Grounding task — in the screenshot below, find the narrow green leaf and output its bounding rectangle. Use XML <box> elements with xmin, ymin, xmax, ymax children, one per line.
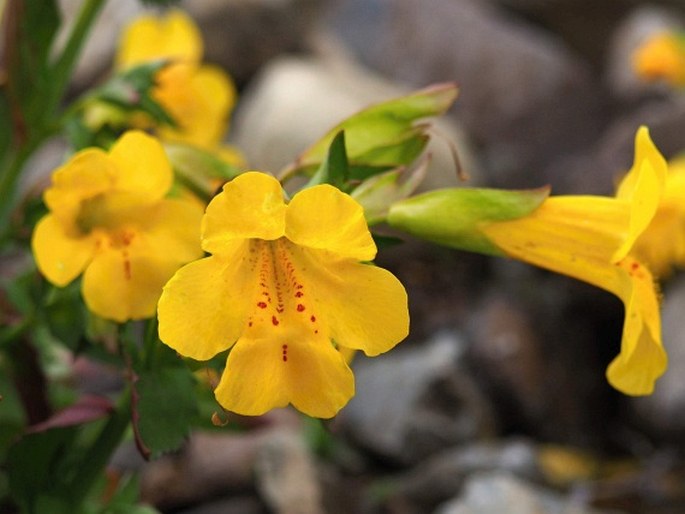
<box><xmin>387</xmin><ymin>187</ymin><xmax>550</xmax><ymax>255</ymax></box>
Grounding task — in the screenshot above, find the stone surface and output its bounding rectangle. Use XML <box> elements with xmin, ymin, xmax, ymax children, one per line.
<box><xmin>254</xmin><ymin>428</ymin><xmax>324</xmax><ymax>514</ymax></box>
<box><xmin>338</xmin><ymin>333</ymin><xmax>497</xmax><ymax>465</ymax></box>
<box><xmin>230</xmin><ymin>53</ymin><xmax>480</xmax><ymax>190</ymax></box>
<box><xmin>324</xmin><ymin>0</ymin><xmax>603</xmax><ymax>189</ymax></box>
<box><xmin>435</xmin><ymin>471</ymin><xmax>623</xmax><ymax>514</ymax></box>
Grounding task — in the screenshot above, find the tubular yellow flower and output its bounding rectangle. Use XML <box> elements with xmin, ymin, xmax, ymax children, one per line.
<box><xmin>628</xmin><ymin>155</ymin><xmax>685</xmax><ymax>277</ymax></box>
<box><xmin>482</xmin><ymin>127</ymin><xmax>668</xmax><ymax>395</ymax></box>
<box><xmin>632</xmin><ymin>32</ymin><xmax>685</xmax><ymax>87</ymax></box>
<box><xmin>157</xmin><ymin>172</ymin><xmax>409</xmax><ymax>418</ymax></box>
<box><xmin>116</xmin><ymin>9</ymin><xmax>236</xmax><ymax>149</ymax></box>
<box><xmin>31</xmin><ymin>131</ymin><xmax>204</xmax><ymax>322</ymax></box>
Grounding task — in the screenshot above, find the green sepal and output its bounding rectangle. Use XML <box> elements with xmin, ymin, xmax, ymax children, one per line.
<box><xmin>165</xmin><ymin>142</ymin><xmax>242</xmax><ymax>201</ymax></box>
<box><xmin>306</xmin><ymin>131</ymin><xmax>349</xmax><ymax>189</ymax></box>
<box><xmin>280</xmin><ymin>83</ymin><xmax>458</xmax><ymax>181</ymax></box>
<box><xmin>387</xmin><ymin>186</ymin><xmax>550</xmax><ymax>255</ymax></box>
<box><xmin>351</xmin><ymin>155</ymin><xmax>429</xmax><ymax>225</ymax></box>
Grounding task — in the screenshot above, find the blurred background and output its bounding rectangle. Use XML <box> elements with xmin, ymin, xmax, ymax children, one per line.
<box><xmin>50</xmin><ymin>0</ymin><xmax>685</xmax><ymax>512</ymax></box>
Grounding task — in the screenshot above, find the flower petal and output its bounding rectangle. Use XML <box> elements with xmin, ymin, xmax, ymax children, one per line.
<box><xmin>82</xmin><ymin>233</ymin><xmax>184</xmax><ymax>322</ymax></box>
<box><xmin>142</xmin><ymin>199</ymin><xmax>204</xmax><ymax>263</ymax></box>
<box><xmin>158</xmin><ymin>250</ymin><xmax>255</xmax><ymax>360</ymax></box>
<box><xmin>32</xmin><ymin>215</ymin><xmax>96</xmax><ymax>286</ymax></box>
<box><xmin>202</xmin><ymin>172</ymin><xmax>286</xmax><ymax>254</ymax></box>
<box><xmin>116</xmin><ymin>9</ymin><xmax>202</xmax><ymax>69</ymax></box>
<box><xmin>295</xmin><ymin>246</ymin><xmax>409</xmax><ymax>356</ymax></box>
<box><xmin>613</xmin><ymin>126</ymin><xmax>667</xmax><ymax>262</ymax></box>
<box><xmin>286</xmin><ymin>184</ymin><xmax>377</xmax><ymax>261</ymax></box>
<box><xmin>605</xmin><ymin>257</ymin><xmax>667</xmax><ymax>395</ymax></box>
<box><xmin>108</xmin><ymin>131</ymin><xmax>173</xmax><ymax>201</ymax></box>
<box><xmin>215</xmin><ymin>332</ymin><xmax>355</xmax><ymax>418</ymax></box>
<box><xmin>44</xmin><ymin>149</ymin><xmax>116</xmax><ymax>225</ymax></box>
<box><xmin>483</xmin><ymin>196</ymin><xmax>631</xmax><ymax>292</ymax></box>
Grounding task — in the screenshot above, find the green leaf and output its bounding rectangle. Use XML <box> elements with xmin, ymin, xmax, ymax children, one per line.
<box><xmin>387</xmin><ymin>186</ymin><xmax>550</xmax><ymax>255</ymax></box>
<box><xmin>281</xmin><ymin>83</ymin><xmax>458</xmax><ymax>181</ymax></box>
<box><xmin>307</xmin><ymin>131</ymin><xmax>349</xmax><ymax>189</ymax></box>
<box><xmin>7</xmin><ymin>427</ymin><xmax>79</xmax><ymax>513</ymax></box>
<box><xmin>133</xmin><ymin>362</ymin><xmax>198</xmax><ymax>459</ymax></box>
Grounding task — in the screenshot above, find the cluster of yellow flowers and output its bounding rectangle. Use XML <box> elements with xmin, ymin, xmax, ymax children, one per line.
<box><xmin>29</xmin><ymin>9</ymin><xmax>685</xmax><ymax>418</ymax></box>
<box><xmin>633</xmin><ymin>32</ymin><xmax>685</xmax><ymax>88</ymax></box>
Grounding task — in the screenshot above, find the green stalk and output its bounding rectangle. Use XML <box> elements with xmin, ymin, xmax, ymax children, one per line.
<box><xmin>67</xmin><ymin>388</ymin><xmax>132</xmax><ymax>507</ymax></box>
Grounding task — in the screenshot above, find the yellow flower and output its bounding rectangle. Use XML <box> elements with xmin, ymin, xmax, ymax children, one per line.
<box><xmin>157</xmin><ymin>172</ymin><xmax>409</xmax><ymax>418</ymax></box>
<box><xmin>632</xmin><ymin>32</ymin><xmax>685</xmax><ymax>87</ymax></box>
<box><xmin>481</xmin><ymin>127</ymin><xmax>668</xmax><ymax>395</ymax></box>
<box><xmin>629</xmin><ymin>155</ymin><xmax>685</xmax><ymax>277</ymax></box>
<box><xmin>117</xmin><ymin>10</ymin><xmax>236</xmax><ymax>149</ymax></box>
<box><xmin>32</xmin><ymin>131</ymin><xmax>204</xmax><ymax>322</ymax></box>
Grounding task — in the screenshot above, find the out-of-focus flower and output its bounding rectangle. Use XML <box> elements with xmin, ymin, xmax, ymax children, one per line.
<box><xmin>389</xmin><ymin>127</ymin><xmax>668</xmax><ymax>395</ymax></box>
<box><xmin>632</xmin><ymin>32</ymin><xmax>685</xmax><ymax>87</ymax></box>
<box><xmin>117</xmin><ymin>9</ymin><xmax>237</xmax><ymax>151</ymax></box>
<box><xmin>32</xmin><ymin>131</ymin><xmax>204</xmax><ymax>322</ymax></box>
<box><xmin>158</xmin><ymin>172</ymin><xmax>409</xmax><ymax>418</ymax></box>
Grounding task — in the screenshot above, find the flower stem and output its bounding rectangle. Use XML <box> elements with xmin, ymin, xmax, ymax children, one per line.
<box><xmin>67</xmin><ymin>388</ymin><xmax>132</xmax><ymax>507</ymax></box>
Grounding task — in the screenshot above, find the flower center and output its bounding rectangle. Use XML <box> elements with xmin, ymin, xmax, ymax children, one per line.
<box><xmin>246</xmin><ymin>238</ymin><xmax>320</xmax><ymax>359</ymax></box>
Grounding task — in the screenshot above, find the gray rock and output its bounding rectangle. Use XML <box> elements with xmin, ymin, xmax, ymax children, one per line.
<box><xmin>435</xmin><ymin>471</ymin><xmax>624</xmax><ymax>514</ymax></box>
<box><xmin>392</xmin><ymin>439</ymin><xmax>539</xmax><ymax>510</ymax></box>
<box><xmin>324</xmin><ymin>0</ymin><xmax>603</xmax><ymax>189</ymax></box>
<box><xmin>632</xmin><ymin>277</ymin><xmax>685</xmax><ymax>437</ymax></box>
<box><xmin>338</xmin><ymin>333</ymin><xmax>497</xmax><ymax>465</ymax></box>
<box><xmin>254</xmin><ymin>428</ymin><xmax>324</xmax><ymax>514</ymax></box>
<box><xmin>231</xmin><ymin>53</ymin><xmax>481</xmax><ymax>190</ymax></box>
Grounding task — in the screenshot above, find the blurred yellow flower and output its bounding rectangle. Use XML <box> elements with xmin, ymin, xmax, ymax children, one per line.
<box><xmin>629</xmin><ymin>155</ymin><xmax>685</xmax><ymax>277</ymax></box>
<box><xmin>632</xmin><ymin>32</ymin><xmax>685</xmax><ymax>87</ymax></box>
<box><xmin>158</xmin><ymin>172</ymin><xmax>409</xmax><ymax>418</ymax></box>
<box><xmin>117</xmin><ymin>9</ymin><xmax>237</xmax><ymax>150</ymax></box>
<box><xmin>32</xmin><ymin>131</ymin><xmax>204</xmax><ymax>322</ymax></box>
<box><xmin>482</xmin><ymin>127</ymin><xmax>668</xmax><ymax>395</ymax></box>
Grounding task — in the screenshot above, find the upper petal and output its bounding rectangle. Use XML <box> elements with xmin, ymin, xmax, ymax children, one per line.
<box><xmin>613</xmin><ymin>126</ymin><xmax>667</xmax><ymax>262</ymax></box>
<box><xmin>202</xmin><ymin>172</ymin><xmax>286</xmax><ymax>254</ymax></box>
<box><xmin>158</xmin><ymin>249</ymin><xmax>255</xmax><ymax>361</ymax></box>
<box><xmin>605</xmin><ymin>257</ymin><xmax>667</xmax><ymax>395</ymax></box>
<box><xmin>214</xmin><ymin>330</ymin><xmax>355</xmax><ymax>418</ymax></box>
<box><xmin>116</xmin><ymin>9</ymin><xmax>203</xmax><ymax>69</ymax></box>
<box><xmin>142</xmin><ymin>198</ymin><xmax>204</xmax><ymax>264</ymax></box>
<box><xmin>32</xmin><ymin>214</ymin><xmax>97</xmax><ymax>287</ymax></box>
<box><xmin>285</xmin><ymin>184</ymin><xmax>377</xmax><ymax>261</ymax></box>
<box><xmin>44</xmin><ymin>148</ymin><xmax>116</xmax><ymax>226</ymax></box>
<box><xmin>108</xmin><ymin>131</ymin><xmax>173</xmax><ymax>201</ymax></box>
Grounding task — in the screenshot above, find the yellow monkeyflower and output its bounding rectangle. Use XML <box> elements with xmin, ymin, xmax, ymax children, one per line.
<box><xmin>117</xmin><ymin>9</ymin><xmax>236</xmax><ymax>149</ymax></box>
<box><xmin>632</xmin><ymin>32</ymin><xmax>685</xmax><ymax>87</ymax></box>
<box><xmin>482</xmin><ymin>127</ymin><xmax>667</xmax><ymax>395</ymax></box>
<box><xmin>629</xmin><ymin>155</ymin><xmax>685</xmax><ymax>277</ymax></box>
<box><xmin>32</xmin><ymin>131</ymin><xmax>204</xmax><ymax>322</ymax></box>
<box><xmin>158</xmin><ymin>172</ymin><xmax>409</xmax><ymax>418</ymax></box>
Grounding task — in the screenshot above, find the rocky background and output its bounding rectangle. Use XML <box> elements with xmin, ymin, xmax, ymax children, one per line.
<box><xmin>55</xmin><ymin>0</ymin><xmax>685</xmax><ymax>512</ymax></box>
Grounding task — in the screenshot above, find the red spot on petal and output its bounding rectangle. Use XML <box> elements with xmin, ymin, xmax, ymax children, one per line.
<box><xmin>282</xmin><ymin>356</ymin><xmax>288</xmax><ymax>362</ymax></box>
<box><xmin>631</xmin><ymin>262</ymin><xmax>640</xmax><ymax>271</ymax></box>
<box><xmin>282</xmin><ymin>344</ymin><xmax>288</xmax><ymax>349</ymax></box>
<box><xmin>272</xmin><ymin>316</ymin><xmax>279</xmax><ymax>326</ymax></box>
<box><xmin>257</xmin><ymin>302</ymin><xmax>267</xmax><ymax>309</ymax></box>
<box><xmin>123</xmin><ymin>254</ymin><xmax>132</xmax><ymax>280</ymax></box>
<box><xmin>297</xmin><ymin>304</ymin><xmax>305</xmax><ymax>312</ymax></box>
<box><xmin>295</xmin><ymin>291</ymin><xmax>304</xmax><ymax>298</ymax></box>
<box><xmin>310</xmin><ymin>315</ymin><xmax>316</xmax><ymax>323</ymax></box>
